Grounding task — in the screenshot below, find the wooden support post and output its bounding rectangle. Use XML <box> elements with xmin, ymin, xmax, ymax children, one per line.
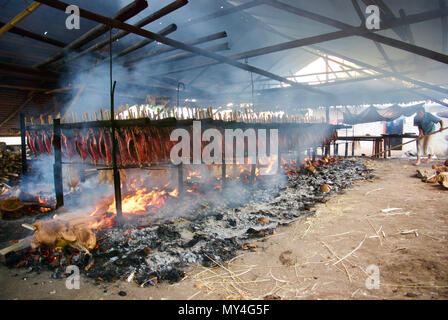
<box><xmin>345</xmin><ymin>142</ymin><xmax>348</xmax><ymax>158</ymax></box>
<box><xmin>221</xmin><ymin>163</ymin><xmax>226</xmax><ymax>183</ymax></box>
<box><xmin>388</xmin><ymin>137</ymin><xmax>392</xmax><ymax>158</ymax></box>
<box><xmin>53</xmin><ymin>119</ymin><xmax>64</xmax><ymax>208</ymax></box>
<box><xmin>177</xmin><ymin>164</ymin><xmax>183</xmax><ymax>195</ymax></box>
<box><xmin>79</xmin><ymin>165</ymin><xmax>86</xmax><ymax>182</ymax></box>
<box><xmin>312</xmin><ymin>148</ymin><xmax>316</xmax><ymax>161</ymax></box>
<box><xmin>277</xmin><ymin>151</ymin><xmax>282</xmax><ymax>173</ymax></box>
<box><xmin>250</xmin><ymin>163</ymin><xmax>256</xmax><ymax>183</ymax></box>
<box><xmin>20</xmin><ymin>114</ymin><xmax>27</xmax><ymax>174</ymax></box>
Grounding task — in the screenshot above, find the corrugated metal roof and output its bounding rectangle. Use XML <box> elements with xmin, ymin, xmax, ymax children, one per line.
<box><xmin>0</xmin><ymin>0</ymin><xmax>447</xmax><ymax>135</ymax></box>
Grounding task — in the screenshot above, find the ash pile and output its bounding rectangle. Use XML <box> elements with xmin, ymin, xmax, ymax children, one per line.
<box><xmin>4</xmin><ymin>159</ymin><xmax>373</xmax><ymax>286</ymax></box>
<box><xmin>84</xmin><ymin>159</ymin><xmax>373</xmax><ymax>285</ymax></box>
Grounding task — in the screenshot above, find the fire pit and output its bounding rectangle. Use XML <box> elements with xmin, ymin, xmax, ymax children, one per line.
<box><xmin>0</xmin><ymin>108</ymin><xmax>364</xmax><ymax>286</ymax></box>
<box><xmin>2</xmin><ymin>155</ymin><xmax>373</xmax><ymax>285</ymax></box>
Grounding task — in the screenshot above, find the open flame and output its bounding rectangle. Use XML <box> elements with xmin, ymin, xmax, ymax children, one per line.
<box><xmin>107</xmin><ymin>187</ymin><xmax>178</xmax><ymax>214</ymax></box>
<box><xmin>84</xmin><ymin>155</ymin><xmax>341</xmax><ymax>230</ymax></box>
<box><xmin>88</xmin><ymin>181</ymin><xmax>180</xmax><ymax>229</ymax></box>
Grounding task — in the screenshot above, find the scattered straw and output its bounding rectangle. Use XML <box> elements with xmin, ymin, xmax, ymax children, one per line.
<box><xmin>333</xmin><ymin>235</ymin><xmax>367</xmax><ymax>266</ymax></box>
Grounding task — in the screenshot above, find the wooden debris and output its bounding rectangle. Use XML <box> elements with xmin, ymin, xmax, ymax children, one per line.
<box><xmin>320</xmin><ymin>184</ymin><xmax>332</xmax><ymax>193</ymax></box>
<box><xmin>0</xmin><ymin>142</ymin><xmax>22</xmax><ymax>184</ymax></box>
<box><xmin>0</xmin><ymin>236</ymin><xmax>33</xmax><ymax>263</ymax></box>
<box><xmin>256</xmin><ymin>217</ymin><xmax>270</xmax><ymax>224</ymax></box>
<box><xmin>241</xmin><ymin>243</ymin><xmax>257</xmax><ymax>250</ymax></box>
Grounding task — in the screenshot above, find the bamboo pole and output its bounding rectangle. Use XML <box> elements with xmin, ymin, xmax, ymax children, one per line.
<box><xmin>0</xmin><ymin>2</ymin><xmax>41</xmax><ymax>37</ymax></box>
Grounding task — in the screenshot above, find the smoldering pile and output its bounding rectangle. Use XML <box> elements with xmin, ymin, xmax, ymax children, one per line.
<box><xmin>4</xmin><ymin>159</ymin><xmax>373</xmax><ymax>285</ymax></box>
<box><xmin>0</xmin><ymin>142</ymin><xmax>22</xmax><ymax>192</ymax></box>
<box><xmin>85</xmin><ymin>159</ymin><xmax>373</xmax><ymax>284</ymax></box>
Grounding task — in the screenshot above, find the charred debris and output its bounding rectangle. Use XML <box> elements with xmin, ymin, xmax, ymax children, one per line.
<box><xmin>4</xmin><ymin>159</ymin><xmax>373</xmax><ymax>285</ymax></box>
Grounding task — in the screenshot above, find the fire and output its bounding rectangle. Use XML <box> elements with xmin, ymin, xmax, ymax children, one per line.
<box><xmin>107</xmin><ymin>187</ymin><xmax>179</xmax><ymax>214</ymax></box>
<box><xmin>38</xmin><ymin>195</ymin><xmax>50</xmax><ymax>205</ymax></box>
<box><xmin>87</xmin><ymin>183</ymin><xmax>180</xmax><ymax>229</ymax></box>
<box><xmin>186</xmin><ymin>171</ymin><xmax>202</xmax><ymax>180</ymax></box>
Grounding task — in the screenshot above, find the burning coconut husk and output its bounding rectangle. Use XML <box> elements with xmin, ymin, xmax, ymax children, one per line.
<box><xmin>31</xmin><ymin>219</ymin><xmax>96</xmax><ymax>252</ymax></box>
<box><xmin>437</xmin><ymin>172</ymin><xmax>448</xmax><ymax>189</ymax></box>
<box><xmin>0</xmin><ymin>197</ymin><xmax>53</xmax><ymax>219</ymax></box>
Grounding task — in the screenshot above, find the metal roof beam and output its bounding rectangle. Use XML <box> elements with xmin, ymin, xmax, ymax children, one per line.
<box><xmin>262</xmin><ymin>0</ymin><xmax>448</xmax><ymax>64</ymax></box>
<box><xmin>55</xmin><ymin>0</ymin><xmax>188</xmax><ymax>68</ymax></box>
<box><xmin>0</xmin><ymin>21</ymin><xmax>66</xmax><ymax>47</ymax></box>
<box><xmin>35</xmin><ymin>0</ymin><xmax>148</xmax><ymax>68</ymax></box>
<box><xmin>36</xmin><ymin>0</ymin><xmax>326</xmax><ymax>95</ymax></box>
<box><xmin>149</xmin><ymin>5</ymin><xmax>448</xmax><ymax>76</ymax></box>
<box><xmin>309</xmin><ymin>45</ymin><xmax>448</xmax><ymax>96</ymax></box>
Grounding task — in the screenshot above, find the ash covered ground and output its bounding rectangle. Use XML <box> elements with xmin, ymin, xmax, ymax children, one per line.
<box><xmin>3</xmin><ymin>160</ymin><xmax>374</xmax><ymax>286</ymax></box>
<box><xmin>85</xmin><ymin>160</ymin><xmax>374</xmax><ymax>285</ymax></box>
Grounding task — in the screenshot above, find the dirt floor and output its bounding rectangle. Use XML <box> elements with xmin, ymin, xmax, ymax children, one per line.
<box><xmin>1</xmin><ymin>158</ymin><xmax>447</xmax><ymax>300</ymax></box>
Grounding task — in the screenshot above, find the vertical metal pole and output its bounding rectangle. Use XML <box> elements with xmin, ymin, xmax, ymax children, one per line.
<box><xmin>53</xmin><ymin>119</ymin><xmax>63</xmax><ymax>208</ymax></box>
<box><xmin>277</xmin><ymin>151</ymin><xmax>281</xmax><ymax>173</ymax></box>
<box><xmin>250</xmin><ymin>163</ymin><xmax>256</xmax><ymax>183</ymax></box>
<box><xmin>79</xmin><ymin>165</ymin><xmax>86</xmax><ymax>183</ymax></box>
<box><xmin>20</xmin><ymin>114</ymin><xmax>27</xmax><ymax>174</ymax></box>
<box><xmin>221</xmin><ymin>163</ymin><xmax>226</xmax><ymax>183</ymax></box>
<box><xmin>177</xmin><ymin>164</ymin><xmax>184</xmax><ymax>195</ymax></box>
<box><xmin>109</xmin><ymin>27</ymin><xmax>122</xmax><ymax>223</ymax></box>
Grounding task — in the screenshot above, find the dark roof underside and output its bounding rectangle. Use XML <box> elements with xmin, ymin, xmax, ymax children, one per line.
<box><xmin>0</xmin><ymin>0</ymin><xmax>447</xmax><ymax>135</ymax></box>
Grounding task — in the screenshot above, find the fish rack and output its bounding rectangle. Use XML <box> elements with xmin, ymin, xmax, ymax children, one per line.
<box><xmin>20</xmin><ymin>110</ymin><xmax>344</xmax><ymax>222</ymax></box>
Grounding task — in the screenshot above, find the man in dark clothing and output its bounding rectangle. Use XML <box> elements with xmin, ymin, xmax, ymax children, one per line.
<box><xmin>413</xmin><ymin>107</ymin><xmax>444</xmax><ymax>165</ymax></box>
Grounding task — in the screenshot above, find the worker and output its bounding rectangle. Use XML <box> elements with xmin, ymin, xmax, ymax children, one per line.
<box><xmin>413</xmin><ymin>107</ymin><xmax>444</xmax><ymax>165</ymax></box>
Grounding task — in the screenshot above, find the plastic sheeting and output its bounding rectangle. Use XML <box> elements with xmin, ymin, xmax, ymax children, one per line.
<box><xmin>437</xmin><ymin>111</ymin><xmax>448</xmax><ymax>118</ymax></box>
<box><xmin>342</xmin><ymin>104</ymin><xmax>424</xmax><ymax>125</ymax></box>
